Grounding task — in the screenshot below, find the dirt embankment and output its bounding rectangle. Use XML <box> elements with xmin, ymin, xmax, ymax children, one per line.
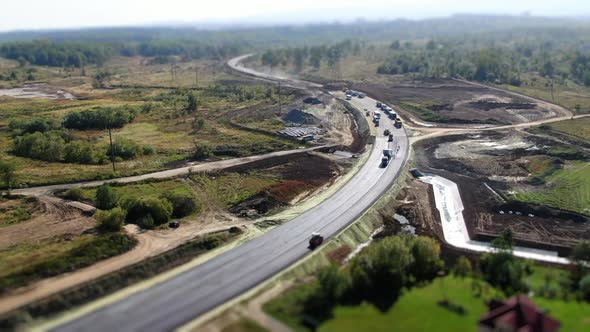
<box><xmin>413</xmin><ymin>131</ymin><xmax>590</xmax><ymax>254</ymax></box>
<box><xmin>0</xmin><ymin>196</ymin><xmax>94</xmax><ymax>250</ymax></box>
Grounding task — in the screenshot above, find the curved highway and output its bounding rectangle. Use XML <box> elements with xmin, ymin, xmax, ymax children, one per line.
<box><xmin>51</xmin><ymin>56</ymin><xmax>410</xmax><ymax>332</ymax></box>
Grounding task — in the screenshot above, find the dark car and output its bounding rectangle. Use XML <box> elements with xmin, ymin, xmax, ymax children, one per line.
<box><xmin>169</xmin><ymin>220</ymin><xmax>180</xmax><ymax>229</ymax></box>
<box><xmin>309</xmin><ymin>232</ymin><xmax>324</xmax><ymax>249</ymax></box>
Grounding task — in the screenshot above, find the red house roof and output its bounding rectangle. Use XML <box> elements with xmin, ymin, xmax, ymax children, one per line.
<box><xmin>479</xmin><ymin>294</ymin><xmax>560</xmax><ymax>332</ymax></box>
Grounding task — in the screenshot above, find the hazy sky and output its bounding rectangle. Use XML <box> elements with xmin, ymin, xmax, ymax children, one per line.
<box><xmin>1</xmin><ymin>0</ymin><xmax>588</xmax><ymax>32</ymax></box>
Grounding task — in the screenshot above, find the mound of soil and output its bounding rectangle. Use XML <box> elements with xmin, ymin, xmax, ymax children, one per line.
<box><xmin>303</xmin><ymin>97</ymin><xmax>322</xmax><ymax>105</ymax></box>
<box><xmin>281</xmin><ymin>109</ymin><xmax>320</xmax><ymax>125</ymax></box>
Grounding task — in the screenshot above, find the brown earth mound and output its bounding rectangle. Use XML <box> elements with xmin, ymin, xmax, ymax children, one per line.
<box><xmin>281</xmin><ymin>109</ymin><xmax>320</xmax><ymax>125</ymax></box>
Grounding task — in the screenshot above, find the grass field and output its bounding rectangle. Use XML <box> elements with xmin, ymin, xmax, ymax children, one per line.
<box><xmin>0</xmin><ymin>197</ymin><xmax>36</xmax><ymax>228</ymax></box>
<box><xmin>319</xmin><ymin>275</ymin><xmax>590</xmax><ymax>332</ymax></box>
<box><xmin>0</xmin><ymin>233</ymin><xmax>136</xmax><ymax>292</ymax></box>
<box><xmin>0</xmin><ymin>56</ymin><xmax>301</xmax><ymax>187</ymax></box>
<box><xmin>221</xmin><ymin>319</ymin><xmax>269</xmax><ymax>332</ymax></box>
<box><xmin>501</xmin><ymin>76</ymin><xmax>590</xmax><ymax>114</ymax></box>
<box><xmin>543</xmin><ymin>117</ymin><xmax>590</xmax><ymax>141</ymax></box>
<box><xmin>515</xmin><ymin>161</ymin><xmax>590</xmax><ymax>215</ymax></box>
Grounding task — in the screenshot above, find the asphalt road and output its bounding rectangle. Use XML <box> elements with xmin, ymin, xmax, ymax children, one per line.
<box><xmin>52</xmin><ymin>57</ymin><xmax>409</xmax><ymax>332</ymax></box>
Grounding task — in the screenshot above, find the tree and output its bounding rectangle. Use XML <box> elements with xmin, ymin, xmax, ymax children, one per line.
<box><xmin>0</xmin><ymin>160</ymin><xmax>17</xmax><ymax>195</ymax></box>
<box><xmin>96</xmin><ymin>207</ymin><xmax>126</xmax><ymax>232</ymax></box>
<box><xmin>454</xmin><ymin>256</ymin><xmax>473</xmax><ymax>279</ymax></box>
<box><xmin>303</xmin><ymin>264</ymin><xmax>350</xmax><ymax>323</ymax></box>
<box><xmin>571</xmin><ymin>241</ymin><xmax>590</xmax><ymax>282</ymax></box>
<box><xmin>349</xmin><ymin>236</ymin><xmax>413</xmax><ymax>311</ymax></box>
<box><xmin>161</xmin><ymin>192</ymin><xmax>197</xmax><ymax>218</ymax></box>
<box><xmin>480</xmin><ymin>231</ymin><xmax>530</xmax><ymax>295</ymax></box>
<box><xmin>409</xmin><ymin>236</ymin><xmax>444</xmax><ymax>283</ymax></box>
<box><xmin>186</xmin><ymin>93</ymin><xmax>197</xmax><ymax>113</ymax></box>
<box><xmin>579</xmin><ymin>274</ymin><xmax>590</xmax><ymax>301</ymax></box>
<box><xmin>390</xmin><ymin>40</ymin><xmax>401</xmax><ymax>50</ymax></box>
<box><xmin>125</xmin><ymin>197</ymin><xmax>172</xmax><ymax>228</ymax></box>
<box><xmin>193</xmin><ymin>142</ymin><xmax>211</xmax><ymax>160</ymax></box>
<box><xmin>95</xmin><ymin>184</ymin><xmax>119</xmax><ymax>210</ymax></box>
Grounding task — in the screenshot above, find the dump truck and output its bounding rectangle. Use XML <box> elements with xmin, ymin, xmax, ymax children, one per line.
<box><xmin>309</xmin><ymin>232</ymin><xmax>324</xmax><ymax>249</ymax></box>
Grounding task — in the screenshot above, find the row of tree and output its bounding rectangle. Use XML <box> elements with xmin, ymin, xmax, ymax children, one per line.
<box><xmin>0</xmin><ymin>41</ymin><xmax>111</xmax><ymax>68</ymax></box>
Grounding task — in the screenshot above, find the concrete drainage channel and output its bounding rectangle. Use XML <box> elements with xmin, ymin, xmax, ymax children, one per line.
<box><xmin>418</xmin><ymin>174</ymin><xmax>569</xmax><ymax>264</ymax></box>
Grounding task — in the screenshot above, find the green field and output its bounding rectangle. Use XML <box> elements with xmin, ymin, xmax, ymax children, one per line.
<box><xmin>515</xmin><ymin>161</ymin><xmax>590</xmax><ymax>215</ymax></box>
<box><xmin>319</xmin><ymin>276</ymin><xmax>590</xmax><ymax>332</ymax></box>
<box><xmin>0</xmin><ymin>233</ymin><xmax>136</xmax><ymax>291</ymax></box>
<box><xmin>544</xmin><ymin>117</ymin><xmax>590</xmax><ymax>141</ymax></box>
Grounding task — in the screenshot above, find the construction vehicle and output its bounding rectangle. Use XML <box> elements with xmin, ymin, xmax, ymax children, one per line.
<box><xmin>394</xmin><ymin>118</ymin><xmax>403</xmax><ymax>128</ymax></box>
<box><xmin>309</xmin><ymin>232</ymin><xmax>324</xmax><ymax>249</ymax></box>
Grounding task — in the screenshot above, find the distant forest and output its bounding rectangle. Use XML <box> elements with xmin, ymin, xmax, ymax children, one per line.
<box><xmin>0</xmin><ymin>14</ymin><xmax>589</xmax><ymax>77</ymax></box>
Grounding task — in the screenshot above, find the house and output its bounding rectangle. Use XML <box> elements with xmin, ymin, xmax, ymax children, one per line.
<box><xmin>478</xmin><ymin>294</ymin><xmax>560</xmax><ymax>332</ymax></box>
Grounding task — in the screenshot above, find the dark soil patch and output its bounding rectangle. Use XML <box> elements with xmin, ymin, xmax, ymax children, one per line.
<box><xmin>282</xmin><ymin>109</ymin><xmax>320</xmax><ymax>125</ymax></box>
<box><xmin>469</xmin><ymin>101</ymin><xmax>536</xmax><ymax>111</ymax></box>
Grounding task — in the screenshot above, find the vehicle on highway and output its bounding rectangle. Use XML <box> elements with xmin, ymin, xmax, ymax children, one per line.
<box><xmin>350</xmin><ymin>90</ymin><xmax>359</xmax><ymax>97</ymax></box>
<box><xmin>381</xmin><ymin>148</ymin><xmax>393</xmax><ymax>167</ymax></box>
<box><xmin>388</xmin><ymin>134</ymin><xmax>394</xmax><ymax>142</ymax></box>
<box><xmin>394</xmin><ymin>118</ymin><xmax>403</xmax><ymax>128</ymax></box>
<box><xmin>374</xmin><ymin>110</ymin><xmax>381</xmax><ymax>119</ymax></box>
<box><xmin>389</xmin><ymin>111</ymin><xmax>397</xmax><ymax>120</ymax></box>
<box><xmin>358</xmin><ymin>92</ymin><xmax>366</xmax><ymax>98</ymax></box>
<box><xmin>345</xmin><ymin>94</ymin><xmax>352</xmax><ymax>100</ymax></box>
<box><xmin>365</xmin><ymin>109</ymin><xmax>370</xmax><ymax>116</ymax></box>
<box><xmin>384</xmin><ymin>129</ymin><xmax>390</xmax><ymax>136</ymax></box>
<box><xmin>376</xmin><ymin>101</ymin><xmax>382</xmax><ymax>108</ymax></box>
<box><xmin>169</xmin><ymin>220</ymin><xmax>180</xmax><ymax>228</ymax></box>
<box><xmin>309</xmin><ymin>232</ymin><xmax>324</xmax><ymax>249</ymax></box>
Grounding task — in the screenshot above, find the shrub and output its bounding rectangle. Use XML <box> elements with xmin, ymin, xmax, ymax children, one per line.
<box><xmin>13</xmin><ymin>131</ymin><xmax>66</xmax><ymax>162</ymax></box>
<box><xmin>453</xmin><ymin>256</ymin><xmax>472</xmax><ymax>279</ymax></box>
<box><xmin>193</xmin><ymin>143</ymin><xmax>211</xmax><ymax>160</ymax></box>
<box><xmin>579</xmin><ymin>274</ymin><xmax>590</xmax><ymax>301</ymax></box>
<box><xmin>142</xmin><ymin>145</ymin><xmax>156</xmax><ymax>155</ymax></box>
<box><xmin>63</xmin><ymin>108</ymin><xmax>136</xmax><ymax>130</ymax></box>
<box><xmin>64</xmin><ymin>140</ymin><xmax>97</xmax><ymax>164</ymax></box>
<box><xmin>161</xmin><ymin>192</ymin><xmax>197</xmax><ymax>218</ymax></box>
<box><xmin>96</xmin><ymin>207</ymin><xmax>126</xmax><ymax>232</ymax></box>
<box><xmin>95</xmin><ymin>184</ymin><xmax>118</xmax><ymax>210</ymax></box>
<box><xmin>107</xmin><ymin>138</ymin><xmax>141</xmax><ymax>160</ymax></box>
<box><xmin>63</xmin><ymin>188</ymin><xmax>84</xmax><ymax>201</ymax></box>
<box><xmin>125</xmin><ymin>197</ymin><xmax>172</xmax><ymax>227</ymax></box>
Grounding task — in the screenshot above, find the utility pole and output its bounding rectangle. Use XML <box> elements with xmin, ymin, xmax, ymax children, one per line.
<box><xmin>107</xmin><ymin>116</ymin><xmax>116</xmax><ymax>172</ymax></box>
<box><xmin>278</xmin><ymin>81</ymin><xmax>282</xmax><ymax>113</ymax></box>
<box><xmin>195</xmin><ymin>67</ymin><xmax>199</xmax><ymax>88</ymax></box>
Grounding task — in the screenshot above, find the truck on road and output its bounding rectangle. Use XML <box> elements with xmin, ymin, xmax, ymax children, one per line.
<box><xmin>309</xmin><ymin>232</ymin><xmax>324</xmax><ymax>249</ymax></box>
<box><xmin>381</xmin><ymin>149</ymin><xmax>393</xmax><ymax>167</ymax></box>
<box><xmin>394</xmin><ymin>118</ymin><xmax>403</xmax><ymax>128</ymax></box>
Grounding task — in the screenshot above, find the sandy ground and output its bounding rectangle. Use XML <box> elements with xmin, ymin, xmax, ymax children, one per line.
<box><xmin>0</xmin><ymin>83</ymin><xmax>75</xmax><ymax>100</ymax></box>
<box><xmin>0</xmin><ymin>196</ymin><xmax>94</xmax><ymax>250</ymax></box>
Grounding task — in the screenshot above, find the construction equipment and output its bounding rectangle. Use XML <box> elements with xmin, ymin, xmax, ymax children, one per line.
<box><xmin>309</xmin><ymin>232</ymin><xmax>324</xmax><ymax>249</ymax></box>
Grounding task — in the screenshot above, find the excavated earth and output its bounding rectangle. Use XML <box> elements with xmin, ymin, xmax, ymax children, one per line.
<box><xmin>413</xmin><ymin>130</ymin><xmax>590</xmax><ymax>255</ymax></box>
